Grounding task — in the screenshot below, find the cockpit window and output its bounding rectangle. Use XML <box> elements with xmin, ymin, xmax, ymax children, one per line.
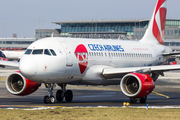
<box><xmin>32</xmin><ymin>49</ymin><xmax>43</xmax><ymax>55</ymax></box>
<box><xmin>25</xmin><ymin>49</ymin><xmax>32</xmax><ymax>54</ymax></box>
<box><xmin>50</xmin><ymin>49</ymin><xmax>57</xmax><ymax>56</ymax></box>
<box><xmin>44</xmin><ymin>49</ymin><xmax>51</xmax><ymax>56</ymax></box>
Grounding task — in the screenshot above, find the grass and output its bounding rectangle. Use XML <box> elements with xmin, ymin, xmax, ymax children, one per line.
<box><xmin>0</xmin><ymin>107</ymin><xmax>180</xmax><ymax>120</ymax></box>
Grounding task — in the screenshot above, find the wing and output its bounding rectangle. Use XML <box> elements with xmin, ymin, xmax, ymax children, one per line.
<box><xmin>0</xmin><ymin>60</ymin><xmax>19</xmax><ymax>68</ymax></box>
<box><xmin>163</xmin><ymin>52</ymin><xmax>180</xmax><ymax>56</ymax></box>
<box><xmin>102</xmin><ymin>65</ymin><xmax>180</xmax><ymax>78</ymax></box>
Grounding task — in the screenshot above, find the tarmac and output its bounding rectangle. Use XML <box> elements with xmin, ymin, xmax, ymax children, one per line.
<box><xmin>1</xmin><ymin>66</ymin><xmax>180</xmax><ymax>108</ymax></box>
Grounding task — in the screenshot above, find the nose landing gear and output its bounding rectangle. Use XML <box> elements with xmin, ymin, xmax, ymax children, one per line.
<box><xmin>44</xmin><ymin>83</ymin><xmax>73</xmax><ymax>104</ymax></box>
<box><xmin>43</xmin><ymin>83</ymin><xmax>56</xmax><ymax>104</ymax></box>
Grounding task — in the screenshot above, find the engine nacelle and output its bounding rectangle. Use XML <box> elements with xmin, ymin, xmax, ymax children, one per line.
<box><xmin>120</xmin><ymin>73</ymin><xmax>154</xmax><ymax>98</ymax></box>
<box><xmin>6</xmin><ymin>71</ymin><xmax>41</xmax><ymax>96</ymax></box>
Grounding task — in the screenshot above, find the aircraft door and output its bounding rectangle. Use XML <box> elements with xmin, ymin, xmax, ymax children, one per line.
<box><xmin>108</xmin><ymin>51</ymin><xmax>112</xmax><ymax>63</ymax></box>
<box><xmin>60</xmin><ymin>42</ymin><xmax>73</xmax><ymax>67</ymax></box>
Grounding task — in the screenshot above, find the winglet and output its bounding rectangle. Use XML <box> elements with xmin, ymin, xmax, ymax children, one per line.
<box><xmin>140</xmin><ymin>0</ymin><xmax>167</xmax><ymax>45</ymax></box>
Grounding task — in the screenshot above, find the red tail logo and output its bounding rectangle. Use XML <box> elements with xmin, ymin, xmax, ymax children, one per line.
<box><xmin>75</xmin><ymin>44</ymin><xmax>88</xmax><ymax>74</ymax></box>
<box><xmin>152</xmin><ymin>0</ymin><xmax>166</xmax><ymax>45</ymax></box>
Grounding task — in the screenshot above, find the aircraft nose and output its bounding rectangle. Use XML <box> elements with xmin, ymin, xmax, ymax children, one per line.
<box><xmin>19</xmin><ymin>57</ymin><xmax>38</xmax><ymax>78</ymax></box>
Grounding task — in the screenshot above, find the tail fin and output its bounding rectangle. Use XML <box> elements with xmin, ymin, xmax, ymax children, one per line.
<box><xmin>140</xmin><ymin>0</ymin><xmax>167</xmax><ymax>45</ymax></box>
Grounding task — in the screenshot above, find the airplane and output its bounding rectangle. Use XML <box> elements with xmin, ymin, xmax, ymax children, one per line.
<box><xmin>1</xmin><ymin>0</ymin><xmax>180</xmax><ymax>104</ymax></box>
<box><xmin>0</xmin><ymin>50</ymin><xmax>6</xmax><ymax>58</ymax></box>
<box><xmin>0</xmin><ymin>50</ymin><xmax>25</xmax><ymax>61</ymax></box>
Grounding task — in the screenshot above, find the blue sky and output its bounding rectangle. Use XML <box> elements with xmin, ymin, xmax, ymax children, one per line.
<box><xmin>0</xmin><ymin>0</ymin><xmax>178</xmax><ymax>38</ymax></box>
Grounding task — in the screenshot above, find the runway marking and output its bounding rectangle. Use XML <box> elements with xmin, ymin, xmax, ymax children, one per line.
<box><xmin>2</xmin><ymin>105</ymin><xmax>180</xmax><ymax>110</ymax></box>
<box><xmin>71</xmin><ymin>85</ymin><xmax>121</xmax><ymax>91</ymax></box>
<box><xmin>170</xmin><ymin>79</ymin><xmax>180</xmax><ymax>82</ymax></box>
<box><xmin>75</xmin><ymin>86</ymin><xmax>170</xmax><ymax>99</ymax></box>
<box><xmin>151</xmin><ymin>91</ymin><xmax>169</xmax><ymax>99</ymax></box>
<box><xmin>71</xmin><ymin>85</ymin><xmax>170</xmax><ymax>98</ymax></box>
<box><xmin>0</xmin><ymin>105</ymin><xmax>65</xmax><ymax>108</ymax></box>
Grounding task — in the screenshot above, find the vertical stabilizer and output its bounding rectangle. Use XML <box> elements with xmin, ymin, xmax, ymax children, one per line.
<box><xmin>140</xmin><ymin>0</ymin><xmax>167</xmax><ymax>45</ymax></box>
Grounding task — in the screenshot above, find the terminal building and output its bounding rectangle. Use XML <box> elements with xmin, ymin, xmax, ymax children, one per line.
<box><xmin>1</xmin><ymin>19</ymin><xmax>180</xmax><ymax>50</ymax></box>
<box><xmin>36</xmin><ymin>19</ymin><xmax>180</xmax><ymax>50</ymax></box>
<box><xmin>51</xmin><ymin>19</ymin><xmax>180</xmax><ymax>39</ymax></box>
<box><xmin>0</xmin><ymin>38</ymin><xmax>34</xmax><ymax>50</ymax></box>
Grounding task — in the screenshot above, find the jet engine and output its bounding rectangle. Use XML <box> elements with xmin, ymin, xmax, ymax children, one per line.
<box><xmin>120</xmin><ymin>73</ymin><xmax>154</xmax><ymax>98</ymax></box>
<box><xmin>6</xmin><ymin>71</ymin><xmax>41</xmax><ymax>96</ymax></box>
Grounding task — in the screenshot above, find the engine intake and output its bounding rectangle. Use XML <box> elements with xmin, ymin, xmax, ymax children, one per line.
<box><xmin>6</xmin><ymin>71</ymin><xmax>41</xmax><ymax>96</ymax></box>
<box><xmin>120</xmin><ymin>73</ymin><xmax>154</xmax><ymax>98</ymax></box>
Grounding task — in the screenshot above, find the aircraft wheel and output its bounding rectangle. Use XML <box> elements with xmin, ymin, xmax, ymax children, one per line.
<box><xmin>130</xmin><ymin>98</ymin><xmax>137</xmax><ymax>103</ymax></box>
<box><xmin>44</xmin><ymin>95</ymin><xmax>50</xmax><ymax>104</ymax></box>
<box><xmin>140</xmin><ymin>96</ymin><xmax>147</xmax><ymax>103</ymax></box>
<box><xmin>49</xmin><ymin>96</ymin><xmax>55</xmax><ymax>104</ymax></box>
<box><xmin>65</xmin><ymin>90</ymin><xmax>73</xmax><ymax>102</ymax></box>
<box><xmin>56</xmin><ymin>90</ymin><xmax>64</xmax><ymax>102</ymax></box>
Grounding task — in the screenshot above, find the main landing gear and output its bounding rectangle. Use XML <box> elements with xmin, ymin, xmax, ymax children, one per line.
<box><xmin>130</xmin><ymin>96</ymin><xmax>147</xmax><ymax>104</ymax></box>
<box><xmin>43</xmin><ymin>83</ymin><xmax>73</xmax><ymax>104</ymax></box>
<box><xmin>56</xmin><ymin>84</ymin><xmax>73</xmax><ymax>102</ymax></box>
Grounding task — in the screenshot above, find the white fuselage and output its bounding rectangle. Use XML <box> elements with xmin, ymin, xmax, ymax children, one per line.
<box><xmin>19</xmin><ymin>37</ymin><xmax>171</xmax><ymax>85</ymax></box>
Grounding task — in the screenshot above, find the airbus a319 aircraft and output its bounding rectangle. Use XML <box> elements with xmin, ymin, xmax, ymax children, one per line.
<box><xmin>1</xmin><ymin>0</ymin><xmax>180</xmax><ymax>104</ymax></box>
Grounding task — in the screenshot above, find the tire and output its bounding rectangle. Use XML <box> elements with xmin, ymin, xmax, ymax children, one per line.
<box><xmin>56</xmin><ymin>90</ymin><xmax>64</xmax><ymax>102</ymax></box>
<box><xmin>49</xmin><ymin>96</ymin><xmax>55</xmax><ymax>104</ymax></box>
<box><xmin>130</xmin><ymin>98</ymin><xmax>137</xmax><ymax>103</ymax></box>
<box><xmin>44</xmin><ymin>96</ymin><xmax>49</xmax><ymax>104</ymax></box>
<box><xmin>64</xmin><ymin>90</ymin><xmax>73</xmax><ymax>102</ymax></box>
<box><xmin>140</xmin><ymin>96</ymin><xmax>147</xmax><ymax>103</ymax></box>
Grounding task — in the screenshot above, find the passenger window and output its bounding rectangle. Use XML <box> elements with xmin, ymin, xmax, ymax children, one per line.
<box><xmin>44</xmin><ymin>49</ymin><xmax>51</xmax><ymax>56</ymax></box>
<box><xmin>32</xmin><ymin>49</ymin><xmax>43</xmax><ymax>55</ymax></box>
<box><xmin>50</xmin><ymin>49</ymin><xmax>57</xmax><ymax>56</ymax></box>
<box><xmin>25</xmin><ymin>49</ymin><xmax>32</xmax><ymax>55</ymax></box>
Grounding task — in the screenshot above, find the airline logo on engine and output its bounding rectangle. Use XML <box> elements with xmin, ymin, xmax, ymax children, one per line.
<box><xmin>88</xmin><ymin>44</ymin><xmax>124</xmax><ymax>52</ymax></box>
